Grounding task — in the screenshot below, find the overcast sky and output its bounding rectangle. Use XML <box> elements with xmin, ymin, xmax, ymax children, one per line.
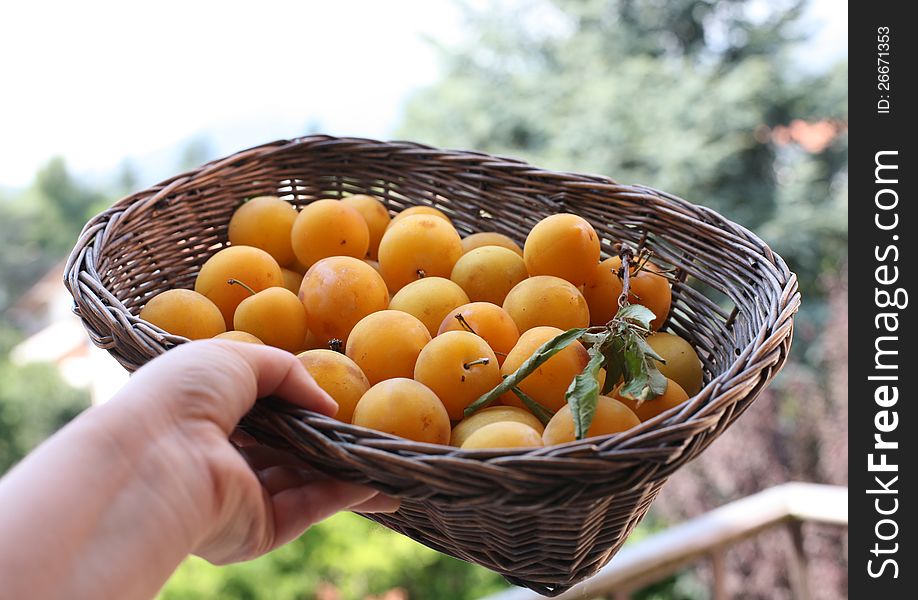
<box><xmin>0</xmin><ymin>0</ymin><xmax>846</xmax><ymax>189</ymax></box>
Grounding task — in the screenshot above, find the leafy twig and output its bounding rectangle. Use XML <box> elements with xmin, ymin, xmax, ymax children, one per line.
<box><xmin>510</xmin><ymin>387</ymin><xmax>555</xmax><ymax>425</ymax></box>
<box><xmin>464</xmin><ymin>327</ymin><xmax>587</xmax><ymax>417</ymax></box>
<box><xmin>618</xmin><ymin>246</ymin><xmax>633</xmax><ymax>308</ymax></box>
<box><xmin>466</xmin><ymin>245</ymin><xmax>670</xmax><ymax>440</ymax></box>
<box><xmin>565</xmin><ymin>347</ymin><xmax>605</xmax><ymax>439</ymax></box>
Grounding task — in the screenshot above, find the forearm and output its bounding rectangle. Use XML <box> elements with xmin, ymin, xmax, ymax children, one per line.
<box><xmin>0</xmin><ymin>399</ymin><xmax>206</xmax><ymax>599</ymax></box>
<box><xmin>0</xmin><ymin>341</ymin><xmax>385</xmax><ymax>598</ymax></box>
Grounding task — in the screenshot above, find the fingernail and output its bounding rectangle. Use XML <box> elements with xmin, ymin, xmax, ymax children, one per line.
<box><xmin>355</xmin><ymin>493</ymin><xmax>401</xmax><ymax>514</ymax></box>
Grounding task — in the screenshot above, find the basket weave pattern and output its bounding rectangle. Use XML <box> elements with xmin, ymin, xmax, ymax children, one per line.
<box><xmin>65</xmin><ymin>135</ymin><xmax>799</xmax><ymax>596</ymax></box>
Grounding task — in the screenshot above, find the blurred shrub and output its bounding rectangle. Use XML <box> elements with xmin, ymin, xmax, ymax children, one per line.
<box><xmin>160</xmin><ymin>512</ymin><xmax>506</xmax><ymax>600</ymax></box>
<box><xmin>0</xmin><ymin>335</ymin><xmax>89</xmax><ymax>473</ymax></box>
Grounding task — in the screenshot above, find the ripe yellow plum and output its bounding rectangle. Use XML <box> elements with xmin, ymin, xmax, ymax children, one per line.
<box><xmin>414</xmin><ymin>331</ymin><xmax>502</xmax><ymax>420</ymax></box>
<box><xmin>502</xmin><ymin>275</ymin><xmax>589</xmax><ymax>333</ymax></box>
<box><xmin>378</xmin><ymin>215</ymin><xmax>463</xmax><ymax>292</ymax></box>
<box><xmin>341</xmin><ymin>194</ymin><xmax>391</xmax><ymax>260</ymax></box>
<box><xmin>389</xmin><ymin>277</ymin><xmax>470</xmax><ymax>337</ymax></box>
<box><xmin>352</xmin><ymin>378</ymin><xmax>451</xmax><ymax>444</ymax></box>
<box><xmin>595</xmin><ymin>257</ymin><xmax>672</xmax><ymax>330</ymax></box>
<box><xmin>194</xmin><ymin>246</ymin><xmax>284</xmax><ymax>328</ymax></box>
<box><xmin>450</xmin><ymin>406</ymin><xmax>544</xmax><ymax>447</ymax></box>
<box><xmin>299</xmin><ymin>256</ymin><xmax>389</xmax><ymax>346</ymax></box>
<box><xmin>233</xmin><ymin>286</ymin><xmax>308</xmax><ymax>353</ymax></box>
<box><xmin>582</xmin><ymin>259</ymin><xmax>624</xmax><ymax>326</ymax></box>
<box><xmin>228</xmin><ymin>196</ymin><xmax>298</xmax><ymax>266</ymax></box>
<box><xmin>280</xmin><ymin>268</ymin><xmax>303</xmax><ymax>295</ymax></box>
<box><xmin>345</xmin><ymin>310</ymin><xmax>431</xmax><ymax>384</ymax></box>
<box><xmin>291</xmin><ymin>199</ymin><xmax>370</xmax><ymax>268</ymax></box>
<box><xmin>289</xmin><ymin>257</ymin><xmax>310</xmax><ymax>276</ymax></box>
<box><xmin>523</xmin><ymin>213</ymin><xmax>600</xmax><ymax>286</ymax></box>
<box><xmin>500</xmin><ymin>326</ymin><xmax>590</xmax><ymax>412</ymax></box>
<box><xmin>390</xmin><ymin>205</ymin><xmax>452</xmax><ymax>226</ymax></box>
<box><xmin>450</xmin><ymin>246</ymin><xmax>529</xmax><ymax>306</ymax></box>
<box><xmin>437</xmin><ymin>302</ymin><xmax>520</xmax><ymax>365</ymax></box>
<box><xmin>461</xmin><ymin>232</ymin><xmax>523</xmax><ymax>256</ymax></box>
<box><xmin>297</xmin><ymin>349</ymin><xmax>371</xmax><ymax>423</ymax></box>
<box><xmin>542</xmin><ymin>396</ymin><xmax>640</xmax><ymax>445</ymax></box>
<box><xmin>363</xmin><ymin>258</ymin><xmax>382</xmax><ymax>274</ymax></box>
<box><xmin>140</xmin><ymin>289</ymin><xmax>226</xmax><ymax>339</ymax></box>
<box><xmin>646</xmin><ymin>332</ymin><xmax>703</xmax><ymax>395</ymax></box>
<box><xmin>460</xmin><ymin>421</ymin><xmax>543</xmax><ymax>450</ymax></box>
<box><xmin>213</xmin><ymin>331</ymin><xmax>264</xmax><ymax>344</ymax></box>
<box><xmin>614</xmin><ymin>378</ymin><xmax>689</xmax><ymax>422</ymax></box>
<box><xmin>300</xmin><ymin>329</ymin><xmax>325</xmax><ymax>352</ymax></box>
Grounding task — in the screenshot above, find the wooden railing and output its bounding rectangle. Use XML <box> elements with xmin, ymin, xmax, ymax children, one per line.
<box><xmin>481</xmin><ymin>482</ymin><xmax>848</xmax><ymax>600</ymax></box>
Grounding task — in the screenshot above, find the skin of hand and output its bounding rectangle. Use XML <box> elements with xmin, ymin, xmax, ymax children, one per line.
<box><xmin>0</xmin><ymin>340</ymin><xmax>398</xmax><ymax>599</ymax></box>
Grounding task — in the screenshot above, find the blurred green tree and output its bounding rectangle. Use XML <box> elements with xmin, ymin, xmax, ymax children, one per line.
<box><xmin>0</xmin><ymin>158</ymin><xmax>103</xmax><ymax>312</ymax></box>
<box><xmin>0</xmin><ymin>360</ymin><xmax>88</xmax><ymax>473</ymax></box>
<box><xmin>179</xmin><ymin>136</ymin><xmax>215</xmax><ymax>171</ymax></box>
<box><xmin>33</xmin><ymin>157</ymin><xmax>102</xmax><ymax>226</ymax></box>
<box><xmin>27</xmin><ymin>157</ymin><xmax>106</xmax><ymax>255</ymax></box>
<box><xmin>0</xmin><ymin>158</ymin><xmax>98</xmax><ymax>470</ymax></box>
<box><xmin>0</xmin><ymin>202</ymin><xmax>47</xmax><ymax>312</ymax></box>
<box><xmin>398</xmin><ymin>0</ymin><xmax>847</xmax><ymax>300</ymax></box>
<box><xmin>0</xmin><ymin>329</ymin><xmax>89</xmax><ymax>473</ymax></box>
<box><xmin>116</xmin><ymin>159</ymin><xmax>140</xmax><ymax>195</ymax></box>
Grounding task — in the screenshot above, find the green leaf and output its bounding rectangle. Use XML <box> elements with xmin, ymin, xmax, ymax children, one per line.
<box><xmin>565</xmin><ymin>349</ymin><xmax>606</xmax><ymax>440</ymax></box>
<box><xmin>618</xmin><ymin>373</ymin><xmax>653</xmax><ymax>402</ymax></box>
<box><xmin>594</xmin><ymin>304</ymin><xmax>669</xmax><ymax>406</ymax></box>
<box><xmin>579</xmin><ymin>331</ymin><xmax>610</xmax><ymax>345</ymax></box>
<box><xmin>633</xmin><ymin>334</ymin><xmax>666</xmax><ymax>364</ymax></box>
<box><xmin>616</xmin><ymin>331</ymin><xmax>669</xmax><ymax>403</ymax></box>
<box><xmin>601</xmin><ymin>351</ymin><xmax>624</xmax><ymax>395</ymax></box>
<box><xmin>510</xmin><ymin>387</ymin><xmax>555</xmax><ymax>425</ymax></box>
<box><xmin>599</xmin><ymin>331</ymin><xmax>626</xmax><ymax>393</ymax></box>
<box><xmin>647</xmin><ymin>365</ymin><xmax>668</xmax><ymax>396</ymax></box>
<box><xmin>465</xmin><ymin>327</ymin><xmax>588</xmax><ymax>417</ymax></box>
<box><xmin>622</xmin><ymin>335</ymin><xmax>645</xmax><ymax>381</ymax></box>
<box><xmin>614</xmin><ymin>304</ymin><xmax>657</xmax><ymax>330</ymax></box>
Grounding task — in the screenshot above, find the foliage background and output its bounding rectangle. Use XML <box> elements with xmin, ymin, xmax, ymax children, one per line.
<box><xmin>0</xmin><ymin>1</ymin><xmax>846</xmax><ymax>598</ymax></box>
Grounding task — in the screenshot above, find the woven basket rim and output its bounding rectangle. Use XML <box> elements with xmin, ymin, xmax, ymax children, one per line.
<box><xmin>65</xmin><ymin>134</ymin><xmax>800</xmax><ymax>468</ymax></box>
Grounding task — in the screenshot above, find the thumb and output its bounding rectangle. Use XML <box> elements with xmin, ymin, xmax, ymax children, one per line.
<box><xmin>124</xmin><ymin>339</ymin><xmax>338</xmax><ymax>434</ymax></box>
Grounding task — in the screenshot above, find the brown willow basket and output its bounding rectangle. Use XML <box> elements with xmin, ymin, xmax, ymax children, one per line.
<box><xmin>65</xmin><ymin>135</ymin><xmax>799</xmax><ymax>596</ymax></box>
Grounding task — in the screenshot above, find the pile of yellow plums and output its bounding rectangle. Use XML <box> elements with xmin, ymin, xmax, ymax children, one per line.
<box><xmin>139</xmin><ymin>194</ymin><xmax>703</xmax><ymax>450</ymax></box>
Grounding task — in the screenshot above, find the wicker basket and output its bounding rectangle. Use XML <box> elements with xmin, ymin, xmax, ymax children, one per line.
<box><xmin>65</xmin><ymin>135</ymin><xmax>799</xmax><ymax>596</ymax></box>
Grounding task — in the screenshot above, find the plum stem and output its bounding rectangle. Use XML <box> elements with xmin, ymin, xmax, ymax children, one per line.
<box><xmin>617</xmin><ymin>247</ymin><xmax>633</xmax><ymax>308</ymax></box>
<box><xmin>227</xmin><ymin>278</ymin><xmax>257</xmax><ymax>296</ymax></box>
<box><xmin>463</xmin><ymin>357</ymin><xmax>490</xmax><ymax>369</ymax></box>
<box><xmin>454</xmin><ymin>314</ymin><xmax>478</xmax><ymax>336</ymax></box>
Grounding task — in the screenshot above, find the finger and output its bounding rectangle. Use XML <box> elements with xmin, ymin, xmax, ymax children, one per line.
<box><xmin>215</xmin><ymin>340</ymin><xmax>338</xmax><ymax>424</ymax></box>
<box><xmin>130</xmin><ymin>340</ymin><xmax>338</xmax><ymax>434</ymax></box>
<box><xmin>229</xmin><ymin>429</ymin><xmax>258</xmax><ymax>447</ymax></box>
<box><xmin>255</xmin><ymin>465</ymin><xmax>321</xmax><ymax>495</ymax></box>
<box><xmin>252</xmin><ymin>460</ymin><xmax>393</xmax><ymax>510</ymax></box>
<box><xmin>238</xmin><ymin>444</ymin><xmax>310</xmax><ymax>471</ymax></box>
<box><xmin>268</xmin><ymin>480</ymin><xmax>381</xmax><ymax>551</ymax></box>
<box><xmin>351</xmin><ymin>494</ymin><xmax>401</xmax><ymax>514</ymax></box>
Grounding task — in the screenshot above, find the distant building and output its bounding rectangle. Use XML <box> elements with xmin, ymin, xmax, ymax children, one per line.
<box><xmin>9</xmin><ymin>261</ymin><xmax>129</xmax><ymax>405</ymax></box>
<box><xmin>760</xmin><ymin>118</ymin><xmax>847</xmax><ymax>153</ymax></box>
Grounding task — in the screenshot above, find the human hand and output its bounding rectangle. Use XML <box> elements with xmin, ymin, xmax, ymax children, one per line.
<box><xmin>0</xmin><ymin>339</ymin><xmax>399</xmax><ymax>599</ymax></box>
<box><xmin>109</xmin><ymin>339</ymin><xmax>398</xmax><ymax>565</ymax></box>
